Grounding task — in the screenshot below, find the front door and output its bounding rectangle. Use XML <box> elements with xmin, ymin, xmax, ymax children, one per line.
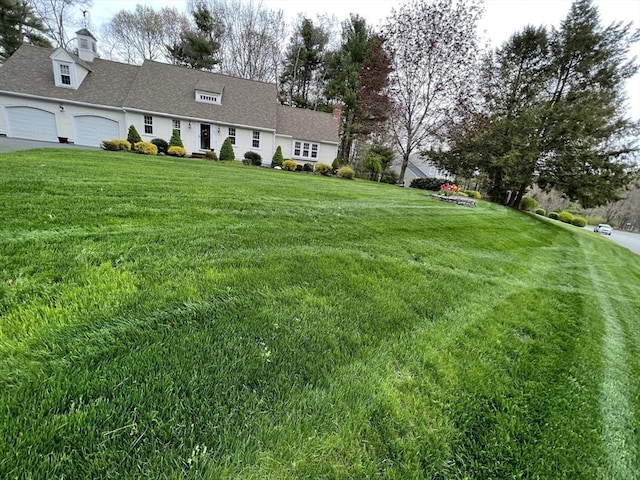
<box><xmin>200</xmin><ymin>124</ymin><xmax>210</xmax><ymax>150</ymax></box>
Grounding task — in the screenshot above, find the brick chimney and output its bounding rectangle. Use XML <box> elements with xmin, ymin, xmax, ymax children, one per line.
<box><xmin>332</xmin><ymin>102</ymin><xmax>343</xmax><ymax>122</ymax></box>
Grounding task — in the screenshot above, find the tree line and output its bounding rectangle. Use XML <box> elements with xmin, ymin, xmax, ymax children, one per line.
<box><xmin>1</xmin><ymin>0</ymin><xmax>638</xmax><ymax>208</ymax></box>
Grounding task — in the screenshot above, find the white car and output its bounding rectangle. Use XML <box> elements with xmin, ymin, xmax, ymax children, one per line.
<box><xmin>594</xmin><ymin>224</ymin><xmax>613</xmax><ymax>235</ymax></box>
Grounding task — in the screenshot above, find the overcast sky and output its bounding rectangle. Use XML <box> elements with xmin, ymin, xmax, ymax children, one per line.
<box><xmin>86</xmin><ymin>0</ymin><xmax>640</xmax><ymax>118</ymax></box>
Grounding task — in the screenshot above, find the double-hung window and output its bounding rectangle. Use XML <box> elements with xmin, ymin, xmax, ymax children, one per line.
<box><xmin>59</xmin><ymin>64</ymin><xmax>71</xmax><ymax>85</ymax></box>
<box><xmin>252</xmin><ymin>131</ymin><xmax>260</xmax><ymax>148</ymax></box>
<box><xmin>144</xmin><ymin>115</ymin><xmax>153</xmax><ymax>134</ymax></box>
<box><xmin>172</xmin><ymin>119</ymin><xmax>181</xmax><ymax>135</ymax></box>
<box><xmin>228</xmin><ymin>127</ymin><xmax>236</xmax><ymax>145</ymax></box>
<box><xmin>293</xmin><ymin>140</ymin><xmax>319</xmax><ymax>160</ymax></box>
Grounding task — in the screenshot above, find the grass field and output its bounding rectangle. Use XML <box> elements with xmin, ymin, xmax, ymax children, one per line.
<box><xmin>1</xmin><ymin>149</ymin><xmax>639</xmax><ymax>479</ymax></box>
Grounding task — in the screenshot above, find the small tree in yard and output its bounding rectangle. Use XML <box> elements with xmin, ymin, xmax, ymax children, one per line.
<box><xmin>127</xmin><ymin>125</ymin><xmax>142</xmax><ymax>145</ymax></box>
<box><xmin>220</xmin><ymin>137</ymin><xmax>235</xmax><ymax>161</ymax></box>
<box><xmin>169</xmin><ymin>129</ymin><xmax>183</xmax><ymax>148</ymax></box>
<box><xmin>272</xmin><ymin>146</ymin><xmax>284</xmax><ymax>168</ymax></box>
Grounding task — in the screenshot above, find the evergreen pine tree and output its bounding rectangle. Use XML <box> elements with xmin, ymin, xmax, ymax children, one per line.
<box><xmin>167</xmin><ymin>3</ymin><xmax>222</xmax><ymax>70</ymax></box>
<box><xmin>169</xmin><ymin>129</ymin><xmax>183</xmax><ymax>148</ymax></box>
<box><xmin>127</xmin><ymin>125</ymin><xmax>142</xmax><ymax>145</ymax></box>
<box><xmin>271</xmin><ymin>145</ymin><xmax>284</xmax><ymax>167</ymax></box>
<box><xmin>434</xmin><ymin>0</ymin><xmax>638</xmax><ymax>208</ymax></box>
<box><xmin>0</xmin><ymin>0</ymin><xmax>51</xmax><ymax>62</ymax></box>
<box><xmin>220</xmin><ymin>137</ymin><xmax>235</xmax><ymax>161</ymax></box>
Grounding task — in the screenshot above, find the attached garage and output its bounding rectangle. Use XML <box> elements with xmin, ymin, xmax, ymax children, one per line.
<box><xmin>5</xmin><ymin>106</ymin><xmax>58</xmax><ymax>142</ymax></box>
<box><xmin>73</xmin><ymin>115</ymin><xmax>120</xmax><ymax>147</ymax></box>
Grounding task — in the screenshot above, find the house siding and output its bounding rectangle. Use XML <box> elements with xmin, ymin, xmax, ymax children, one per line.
<box><xmin>0</xmin><ymin>43</ymin><xmax>339</xmax><ymax>161</ymax></box>
<box><xmin>0</xmin><ymin>94</ymin><xmax>126</xmax><ymax>142</ymax></box>
<box><xmin>275</xmin><ymin>135</ymin><xmax>337</xmax><ymax>165</ymax></box>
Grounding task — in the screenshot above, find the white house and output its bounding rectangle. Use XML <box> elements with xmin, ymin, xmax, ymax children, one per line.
<box><xmin>393</xmin><ymin>153</ymin><xmax>454</xmax><ymax>186</ymax></box>
<box><xmin>0</xmin><ymin>30</ymin><xmax>339</xmax><ymax>165</ymax></box>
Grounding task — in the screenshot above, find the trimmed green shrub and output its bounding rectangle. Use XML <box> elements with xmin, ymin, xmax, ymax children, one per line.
<box><xmin>282</xmin><ymin>160</ymin><xmax>297</xmax><ymax>171</ymax></box>
<box><xmin>548</xmin><ymin>212</ymin><xmax>560</xmax><ymax>220</ymax></box>
<box><xmin>127</xmin><ymin>125</ymin><xmax>142</xmax><ymax>145</ymax></box>
<box><xmin>463</xmin><ymin>190</ymin><xmax>482</xmax><ymax>199</ymax></box>
<box><xmin>571</xmin><ymin>216</ymin><xmax>587</xmax><ymax>227</ymax></box>
<box><xmin>205</xmin><ymin>151</ymin><xmax>218</xmax><ymax>161</ymax></box>
<box><xmin>220</xmin><ymin>137</ymin><xmax>235</xmax><ymax>161</ymax></box>
<box><xmin>380</xmin><ymin>170</ymin><xmax>400</xmax><ymax>185</ymax></box>
<box><xmin>134</xmin><ymin>141</ymin><xmax>158</xmax><ymax>155</ymax></box>
<box><xmin>167</xmin><ymin>146</ymin><xmax>186</xmax><ymax>157</ymax></box>
<box><xmin>101</xmin><ymin>139</ymin><xmax>131</xmax><ymax>151</ymax></box>
<box><xmin>151</xmin><ymin>138</ymin><xmax>168</xmax><ymax>154</ymax></box>
<box><xmin>410</xmin><ymin>177</ymin><xmax>450</xmax><ymax>191</ymax></box>
<box><xmin>303</xmin><ymin>163</ymin><xmax>314</xmax><ymax>172</ymax></box>
<box><xmin>314</xmin><ymin>162</ymin><xmax>332</xmax><ymax>175</ymax></box>
<box><xmin>169</xmin><ymin>129</ymin><xmax>183</xmax><ymax>148</ymax></box>
<box><xmin>272</xmin><ymin>146</ymin><xmax>284</xmax><ymax>168</ymax></box>
<box><xmin>557</xmin><ymin>211</ymin><xmax>575</xmax><ymax>224</ymax></box>
<box><xmin>244</xmin><ymin>151</ymin><xmax>262</xmax><ymax>166</ymax></box>
<box><xmin>535</xmin><ymin>208</ymin><xmax>546</xmax><ymax>216</ymax></box>
<box><xmin>337</xmin><ymin>166</ymin><xmax>355</xmax><ymax>179</ymax></box>
<box><xmin>520</xmin><ymin>196</ymin><xmax>538</xmax><ymax>211</ymax></box>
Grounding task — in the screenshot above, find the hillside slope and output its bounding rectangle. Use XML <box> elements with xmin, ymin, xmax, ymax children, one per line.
<box><xmin>1</xmin><ymin>150</ymin><xmax>638</xmax><ymax>478</ymax></box>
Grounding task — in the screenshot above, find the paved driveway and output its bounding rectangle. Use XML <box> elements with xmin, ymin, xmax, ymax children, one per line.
<box><xmin>603</xmin><ymin>229</ymin><xmax>640</xmax><ymax>255</ymax></box>
<box><xmin>0</xmin><ymin>137</ymin><xmax>99</xmax><ymax>153</ymax></box>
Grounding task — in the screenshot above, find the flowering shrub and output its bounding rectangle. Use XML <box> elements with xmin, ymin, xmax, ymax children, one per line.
<box><xmin>439</xmin><ymin>183</ymin><xmax>460</xmax><ymax>195</ymax></box>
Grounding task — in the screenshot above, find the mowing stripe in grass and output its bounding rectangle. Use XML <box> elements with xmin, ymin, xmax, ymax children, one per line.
<box><xmin>582</xmin><ymin>238</ymin><xmax>638</xmax><ymax>478</ymax></box>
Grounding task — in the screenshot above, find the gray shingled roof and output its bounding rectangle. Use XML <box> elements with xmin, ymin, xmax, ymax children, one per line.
<box><xmin>0</xmin><ymin>45</ymin><xmax>139</xmax><ymax>108</ymax></box>
<box><xmin>0</xmin><ymin>45</ymin><xmax>339</xmax><ymax>142</ymax></box>
<box><xmin>76</xmin><ymin>29</ymin><xmax>97</xmax><ymax>41</ymax></box>
<box><xmin>276</xmin><ymin>105</ymin><xmax>339</xmax><ymax>144</ymax></box>
<box><xmin>195</xmin><ymin>77</ymin><xmax>223</xmax><ymax>94</ymax></box>
<box><xmin>124</xmin><ymin>60</ymin><xmax>277</xmax><ymax>130</ymax></box>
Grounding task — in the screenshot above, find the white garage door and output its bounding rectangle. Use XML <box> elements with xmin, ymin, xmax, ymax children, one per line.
<box><xmin>73</xmin><ymin>115</ymin><xmax>120</xmax><ymax>147</ymax></box>
<box><xmin>6</xmin><ymin>106</ymin><xmax>57</xmax><ymax>142</ymax></box>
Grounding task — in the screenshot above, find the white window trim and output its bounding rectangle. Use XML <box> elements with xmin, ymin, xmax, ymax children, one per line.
<box><xmin>172</xmin><ymin>119</ymin><xmax>181</xmax><ymax>135</ymax></box>
<box><xmin>144</xmin><ymin>115</ymin><xmax>153</xmax><ymax>135</ymax></box>
<box><xmin>54</xmin><ymin>60</ymin><xmax>77</xmax><ymax>89</ymax></box>
<box><xmin>252</xmin><ymin>131</ymin><xmax>260</xmax><ymax>149</ymax></box>
<box><xmin>293</xmin><ymin>140</ymin><xmax>320</xmax><ymax>160</ymax></box>
<box><xmin>228</xmin><ymin>127</ymin><xmax>236</xmax><ymax>145</ymax></box>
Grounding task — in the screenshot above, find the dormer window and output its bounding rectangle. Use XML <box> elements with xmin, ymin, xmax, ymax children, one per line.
<box><xmin>50</xmin><ymin>48</ymin><xmax>90</xmax><ymax>89</ymax></box>
<box><xmin>54</xmin><ymin>60</ymin><xmax>77</xmax><ymax>88</ymax></box>
<box><xmin>195</xmin><ymin>90</ymin><xmax>222</xmax><ymax>105</ymax></box>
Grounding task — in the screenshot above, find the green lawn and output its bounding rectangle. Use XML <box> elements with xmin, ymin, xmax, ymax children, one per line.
<box><xmin>1</xmin><ymin>149</ymin><xmax>639</xmax><ymax>479</ymax></box>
